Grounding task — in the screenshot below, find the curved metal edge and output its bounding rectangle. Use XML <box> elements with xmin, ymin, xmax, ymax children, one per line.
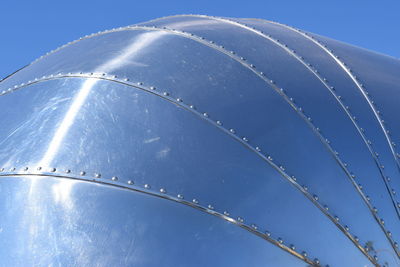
<box><xmin>135</xmin><ymin>15</ymin><xmax>400</xmax><ymax>260</ymax></box>
<box><xmin>0</xmin><ymin>170</ymin><xmax>320</xmax><ymax>266</ymax></box>
<box><xmin>247</xmin><ymin>17</ymin><xmax>400</xmax><ymax>213</ymax></box>
<box><xmin>0</xmin><ymin>64</ymin><xmax>30</xmax><ymax>83</ymax></box>
<box><xmin>2</xmin><ymin>21</ymin><xmax>397</xmax><ymax>255</ymax></box>
<box><xmin>142</xmin><ymin>14</ymin><xmax>400</xmax><ymax>224</ymax></box>
<box><xmin>0</xmin><ymin>74</ymin><xmax>385</xmax><ymax>265</ymax></box>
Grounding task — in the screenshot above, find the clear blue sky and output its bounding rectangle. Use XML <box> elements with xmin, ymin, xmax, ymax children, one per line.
<box><xmin>1</xmin><ymin>0</ymin><xmax>399</xmax><ymax>79</ymax></box>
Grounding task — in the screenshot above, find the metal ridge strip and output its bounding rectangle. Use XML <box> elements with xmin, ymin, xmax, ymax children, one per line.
<box><xmin>0</xmin><ymin>170</ymin><xmax>321</xmax><ymax>266</ymax></box>
<box><xmin>0</xmin><ymin>74</ymin><xmax>384</xmax><ymax>265</ymax></box>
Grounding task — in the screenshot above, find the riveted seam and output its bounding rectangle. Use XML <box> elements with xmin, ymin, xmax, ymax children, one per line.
<box><xmin>0</xmin><ymin>73</ymin><xmax>387</xmax><ymax>265</ymax></box>
<box><xmin>0</xmin><ymin>169</ymin><xmax>321</xmax><ymax>266</ymax></box>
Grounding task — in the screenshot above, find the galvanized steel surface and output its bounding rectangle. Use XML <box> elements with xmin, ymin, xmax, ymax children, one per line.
<box><xmin>0</xmin><ymin>15</ymin><xmax>400</xmax><ymax>266</ymax></box>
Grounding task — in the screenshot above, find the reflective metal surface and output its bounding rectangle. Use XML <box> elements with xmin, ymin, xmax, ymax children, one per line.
<box><xmin>1</xmin><ymin>15</ymin><xmax>399</xmax><ymax>266</ymax></box>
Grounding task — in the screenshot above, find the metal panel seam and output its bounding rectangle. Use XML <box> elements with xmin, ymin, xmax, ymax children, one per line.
<box><xmin>0</xmin><ymin>171</ymin><xmax>321</xmax><ymax>266</ymax></box>
<box><xmin>0</xmin><ymin>73</ymin><xmax>386</xmax><ymax>265</ymax></box>
<box><xmin>139</xmin><ymin>14</ymin><xmax>400</xmax><ymax>221</ymax></box>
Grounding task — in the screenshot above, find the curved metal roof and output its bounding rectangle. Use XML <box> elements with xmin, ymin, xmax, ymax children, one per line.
<box><xmin>0</xmin><ymin>15</ymin><xmax>399</xmax><ymax>266</ymax></box>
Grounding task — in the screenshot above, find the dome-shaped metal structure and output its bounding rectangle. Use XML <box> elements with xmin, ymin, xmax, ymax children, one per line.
<box><xmin>0</xmin><ymin>15</ymin><xmax>400</xmax><ymax>266</ymax></box>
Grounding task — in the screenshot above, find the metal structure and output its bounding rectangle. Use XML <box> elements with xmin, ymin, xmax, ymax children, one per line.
<box><xmin>0</xmin><ymin>15</ymin><xmax>399</xmax><ymax>266</ymax></box>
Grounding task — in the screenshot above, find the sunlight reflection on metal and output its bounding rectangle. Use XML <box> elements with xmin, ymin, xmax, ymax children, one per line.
<box><xmin>37</xmin><ymin>31</ymin><xmax>167</xmax><ymax>168</ymax></box>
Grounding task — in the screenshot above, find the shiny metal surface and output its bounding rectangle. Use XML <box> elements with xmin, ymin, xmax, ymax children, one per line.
<box><xmin>1</xmin><ymin>15</ymin><xmax>400</xmax><ymax>266</ymax></box>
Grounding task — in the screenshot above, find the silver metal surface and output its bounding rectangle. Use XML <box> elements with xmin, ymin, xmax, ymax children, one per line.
<box><xmin>1</xmin><ymin>15</ymin><xmax>400</xmax><ymax>266</ymax></box>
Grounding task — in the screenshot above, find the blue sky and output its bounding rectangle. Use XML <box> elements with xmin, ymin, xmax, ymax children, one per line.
<box><xmin>1</xmin><ymin>0</ymin><xmax>399</xmax><ymax>79</ymax></box>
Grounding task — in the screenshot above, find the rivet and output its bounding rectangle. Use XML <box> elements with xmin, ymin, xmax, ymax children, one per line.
<box><xmin>65</xmin><ymin>169</ymin><xmax>71</xmax><ymax>173</ymax></box>
<box><xmin>277</xmin><ymin>238</ymin><xmax>283</xmax><ymax>244</ymax></box>
<box><xmin>49</xmin><ymin>168</ymin><xmax>56</xmax><ymax>172</ymax></box>
<box><xmin>242</xmin><ymin>137</ymin><xmax>249</xmax><ymax>142</ymax></box>
<box><xmin>324</xmin><ymin>205</ymin><xmax>329</xmax><ymax>211</ymax></box>
<box><xmin>203</xmin><ymin>112</ymin><xmax>209</xmax><ymax>118</ymax></box>
<box><xmin>207</xmin><ymin>204</ymin><xmax>214</xmax><ymax>210</ymax></box>
<box><xmin>127</xmin><ymin>180</ymin><xmax>134</xmax><ymax>185</ymax></box>
<box><xmin>373</xmin><ymin>207</ymin><xmax>378</xmax><ymax>213</ymax></box>
<box><xmin>250</xmin><ymin>64</ymin><xmax>255</xmax><ymax>68</ymax></box>
<box><xmin>290</xmin><ymin>244</ymin><xmax>295</xmax><ymax>250</ymax></box>
<box><xmin>37</xmin><ymin>167</ymin><xmax>42</xmax><ymax>171</ymax></box>
<box><xmin>374</xmin><ymin>255</ymin><xmax>378</xmax><ymax>261</ymax></box>
<box><xmin>216</xmin><ymin>120</ymin><xmax>222</xmax><ymax>126</ymax></box>
<box><xmin>334</xmin><ymin>216</ymin><xmax>339</xmax><ymax>221</ymax></box>
<box><xmin>0</xmin><ymin>168</ymin><xmax>3</xmax><ymax>172</ymax></box>
<box><xmin>291</xmin><ymin>175</ymin><xmax>296</xmax><ymax>181</ymax></box>
<box><xmin>354</xmin><ymin>236</ymin><xmax>359</xmax><ymax>242</ymax></box>
<box><xmin>111</xmin><ymin>176</ymin><xmax>118</xmax><ymax>181</ymax></box>
<box><xmin>137</xmin><ymin>82</ymin><xmax>143</xmax><ymax>86</ymax></box>
<box><xmin>255</xmin><ymin>147</ymin><xmax>261</xmax><ymax>152</ymax></box>
<box><xmin>192</xmin><ymin>198</ymin><xmax>199</xmax><ymax>204</ymax></box>
<box><xmin>23</xmin><ymin>167</ymin><xmax>28</xmax><ymax>171</ymax></box>
<box><xmin>150</xmin><ymin>86</ymin><xmax>156</xmax><ymax>90</ymax></box>
<box><xmin>237</xmin><ymin>217</ymin><xmax>244</xmax><ymax>223</ymax></box>
<box><xmin>160</xmin><ymin>188</ymin><xmax>167</xmax><ymax>194</ymax></box>
<box><xmin>94</xmin><ymin>173</ymin><xmax>101</xmax><ymax>178</ymax></box>
<box><xmin>229</xmin><ymin>129</ymin><xmax>236</xmax><ymax>134</ymax></box>
<box><xmin>303</xmin><ymin>185</ymin><xmax>308</xmax><ymax>191</ymax></box>
<box><xmin>144</xmin><ymin>184</ymin><xmax>150</xmax><ymax>189</ymax></box>
<box><xmin>313</xmin><ymin>195</ymin><xmax>318</xmax><ymax>201</ymax></box>
<box><xmin>189</xmin><ymin>105</ymin><xmax>196</xmax><ymax>109</ymax></box>
<box><xmin>10</xmin><ymin>167</ymin><xmax>15</xmax><ymax>171</ymax></box>
<box><xmin>366</xmin><ymin>196</ymin><xmax>371</xmax><ymax>201</ymax></box>
<box><xmin>380</xmin><ymin>219</ymin><xmax>384</xmax><ymax>225</ymax></box>
<box><xmin>123</xmin><ymin>78</ymin><xmax>129</xmax><ymax>82</ymax></box>
<box><xmin>80</xmin><ymin>171</ymin><xmax>86</xmax><ymax>176</ymax></box>
<box><xmin>265</xmin><ymin>231</ymin><xmax>271</xmax><ymax>237</ymax></box>
<box><xmin>314</xmin><ymin>259</ymin><xmax>320</xmax><ymax>265</ymax></box>
<box><xmin>279</xmin><ymin>166</ymin><xmax>285</xmax><ymax>171</ymax></box>
<box><xmin>251</xmin><ymin>224</ymin><xmax>257</xmax><ymax>230</ymax></box>
<box><xmin>177</xmin><ymin>194</ymin><xmax>183</xmax><ymax>199</ymax></box>
<box><xmin>267</xmin><ymin>156</ymin><xmax>273</xmax><ymax>161</ymax></box>
<box><xmin>223</xmin><ymin>211</ymin><xmax>230</xmax><ymax>216</ymax></box>
<box><xmin>387</xmin><ymin>231</ymin><xmax>392</xmax><ymax>236</ymax></box>
<box><xmin>302</xmin><ymin>251</ymin><xmax>307</xmax><ymax>257</ymax></box>
<box><xmin>176</xmin><ymin>98</ymin><xmax>182</xmax><ymax>102</ymax></box>
<box><xmin>344</xmin><ymin>225</ymin><xmax>349</xmax><ymax>231</ymax></box>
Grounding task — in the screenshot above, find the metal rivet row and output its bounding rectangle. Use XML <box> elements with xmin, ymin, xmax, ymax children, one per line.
<box><xmin>0</xmin><ymin>72</ymin><xmax>382</xmax><ymax>265</ymax></box>
<box><xmin>0</xmin><ymin>18</ymin><xmax>395</xmax><ymax>263</ymax></box>
<box><xmin>149</xmin><ymin>15</ymin><xmax>400</xmax><ymax>261</ymax></box>
<box><xmin>0</xmin><ymin>167</ymin><xmax>320</xmax><ymax>266</ymax></box>
<box><xmin>251</xmin><ymin>18</ymin><xmax>400</xmax><ymax>216</ymax></box>
<box><xmin>0</xmin><ymin>14</ymin><xmax>395</xmax><ymax>226</ymax></box>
